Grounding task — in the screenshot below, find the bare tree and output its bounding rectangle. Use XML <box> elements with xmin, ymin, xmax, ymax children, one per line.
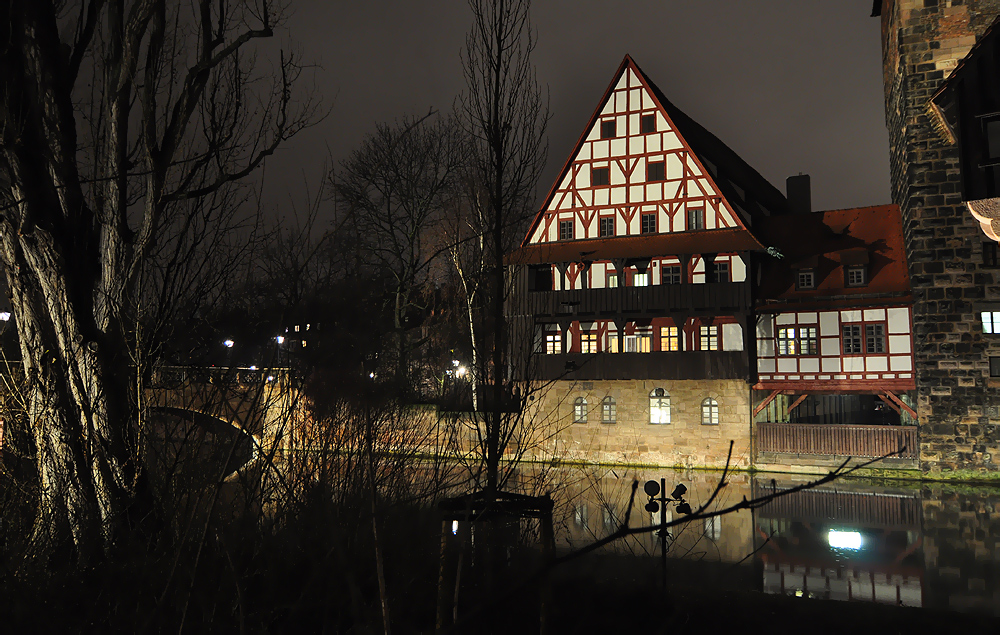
<box><xmin>334</xmin><ymin>115</ymin><xmax>465</xmax><ymax>390</ymax></box>
<box><xmin>0</xmin><ymin>0</ymin><xmax>316</xmax><ymax>561</ymax></box>
<box><xmin>454</xmin><ymin>0</ymin><xmax>549</xmax><ymax>497</ymax></box>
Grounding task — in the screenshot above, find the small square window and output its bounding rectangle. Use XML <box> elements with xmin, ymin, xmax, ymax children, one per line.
<box><xmin>601</xmin><ymin>397</ymin><xmax>617</xmax><ymax>423</ymax></box>
<box><xmin>599</xmin><ymin>216</ymin><xmax>615</xmax><ymax>237</ymax></box>
<box><xmin>559</xmin><ymin>220</ymin><xmax>573</xmax><ymax>241</ymax></box>
<box><xmin>640</xmin><ymin>114</ymin><xmax>656</xmax><ymax>134</ymax></box>
<box><xmin>580</xmin><ymin>332</ymin><xmax>597</xmax><ymax>354</ymax></box>
<box><xmin>661</xmin><ymin>265</ymin><xmax>682</xmax><ymax>285</ymax></box>
<box><xmin>641</xmin><ymin>213</ymin><xmax>656</xmax><ymax>234</ymax></box>
<box><xmin>687</xmin><ymin>208</ymin><xmax>705</xmax><ymax>231</ymax></box>
<box><xmin>545</xmin><ymin>333</ymin><xmax>561</xmax><ymax>354</ymax></box>
<box><xmin>846</xmin><ymin>265</ymin><xmax>867</xmax><ymax>287</ymax></box>
<box><xmin>592</xmin><ymin>166</ymin><xmax>610</xmax><ymax>186</ymax></box>
<box><xmin>985</xmin><ymin>242</ymin><xmax>998</xmax><ymax>267</ymax></box>
<box><xmin>797</xmin><ymin>269</ymin><xmax>816</xmax><ymax>289</ymax></box>
<box><xmin>600</xmin><ymin>120</ymin><xmax>617</xmax><ymax>139</ymax></box>
<box><xmin>646</xmin><ymin>161</ymin><xmax>665</xmax><ymax>182</ymax></box>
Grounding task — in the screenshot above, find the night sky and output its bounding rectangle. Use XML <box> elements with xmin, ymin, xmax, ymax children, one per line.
<box><xmin>269</xmin><ymin>1</ymin><xmax>889</xmax><ymax>215</ymax></box>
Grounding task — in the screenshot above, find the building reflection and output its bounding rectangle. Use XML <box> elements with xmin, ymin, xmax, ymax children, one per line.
<box><xmin>537</xmin><ymin>466</ymin><xmax>1000</xmax><ymax>616</ymax></box>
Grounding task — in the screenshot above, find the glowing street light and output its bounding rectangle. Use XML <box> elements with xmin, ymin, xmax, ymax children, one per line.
<box><xmin>456</xmin><ymin>366</ymin><xmax>468</xmax><ymax>378</ymax></box>
<box><xmin>0</xmin><ymin>312</ymin><xmax>10</xmax><ymax>321</ymax></box>
<box><xmin>275</xmin><ymin>335</ymin><xmax>285</xmax><ymax>344</ymax></box>
<box><xmin>223</xmin><ymin>339</ymin><xmax>234</xmax><ymax>348</ymax></box>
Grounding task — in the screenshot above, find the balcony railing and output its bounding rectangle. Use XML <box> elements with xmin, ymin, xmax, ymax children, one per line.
<box><xmin>756</xmin><ymin>422</ymin><xmax>918</xmax><ymax>459</ymax></box>
<box><xmin>531</xmin><ymin>350</ymin><xmax>749</xmax><ymax>381</ymax></box>
<box><xmin>509</xmin><ymin>281</ymin><xmax>751</xmax><ymax>319</ymax></box>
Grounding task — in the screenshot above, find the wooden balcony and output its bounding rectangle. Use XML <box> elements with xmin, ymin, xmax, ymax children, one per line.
<box><xmin>509</xmin><ymin>281</ymin><xmax>751</xmax><ymax>320</ymax></box>
<box><xmin>751</xmin><ymin>480</ymin><xmax>921</xmax><ymax>530</ymax></box>
<box><xmin>756</xmin><ymin>422</ymin><xmax>918</xmax><ymax>459</ymax></box>
<box><xmin>531</xmin><ymin>350</ymin><xmax>749</xmax><ymax>381</ymax></box>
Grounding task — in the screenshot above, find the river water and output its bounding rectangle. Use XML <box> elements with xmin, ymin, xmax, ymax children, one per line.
<box><xmin>528</xmin><ymin>465</ymin><xmax>1000</xmax><ymax>616</ymax></box>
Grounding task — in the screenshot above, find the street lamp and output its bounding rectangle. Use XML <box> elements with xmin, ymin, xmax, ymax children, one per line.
<box><xmin>275</xmin><ymin>335</ymin><xmax>285</xmax><ymax>344</ymax></box>
<box><xmin>223</xmin><ymin>339</ymin><xmax>234</xmax><ymax>348</ymax></box>
<box><xmin>643</xmin><ymin>479</ymin><xmax>690</xmax><ymax>590</ymax></box>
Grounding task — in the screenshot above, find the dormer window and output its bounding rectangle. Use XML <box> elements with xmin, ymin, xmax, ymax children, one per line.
<box><xmin>846</xmin><ymin>265</ymin><xmax>867</xmax><ymax>287</ymax></box>
<box><xmin>797</xmin><ymin>269</ymin><xmax>816</xmax><ymax>290</ymax></box>
<box><xmin>600</xmin><ymin>120</ymin><xmax>617</xmax><ymax>139</ymax></box>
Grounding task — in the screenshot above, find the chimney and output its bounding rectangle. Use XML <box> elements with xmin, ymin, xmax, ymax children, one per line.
<box><xmin>786</xmin><ymin>174</ymin><xmax>812</xmax><ymax>214</ymax></box>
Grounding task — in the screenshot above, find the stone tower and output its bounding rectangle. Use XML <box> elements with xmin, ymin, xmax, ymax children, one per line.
<box><xmin>878</xmin><ymin>0</ymin><xmax>1000</xmax><ymax>475</ymax></box>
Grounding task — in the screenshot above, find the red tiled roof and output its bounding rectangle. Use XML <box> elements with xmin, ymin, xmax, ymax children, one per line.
<box><xmin>507</xmin><ymin>228</ymin><xmax>764</xmax><ymax>265</ymax></box>
<box><xmin>754</xmin><ymin>204</ymin><xmax>911</xmax><ymax>308</ymax></box>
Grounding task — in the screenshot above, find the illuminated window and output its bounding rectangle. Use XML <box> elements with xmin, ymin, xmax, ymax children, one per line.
<box><xmin>573</xmin><ymin>397</ymin><xmax>588</xmax><ymax>423</ymax></box>
<box><xmin>592</xmin><ymin>166</ymin><xmax>610</xmax><ymax>186</ymax></box>
<box><xmin>649</xmin><ymin>388</ymin><xmax>670</xmax><ymax>424</ymax></box>
<box><xmin>983</xmin><ymin>311</ymin><xmax>1000</xmax><ymax>333</ymax></box>
<box><xmin>842</xmin><ymin>324</ymin><xmax>862</xmax><ymax>354</ymax></box>
<box><xmin>699</xmin><ymin>325</ymin><xmax>718</xmax><ymax>351</ymax></box>
<box><xmin>777</xmin><ymin>327</ymin><xmax>797</xmax><ymax>355</ymax></box>
<box><xmin>580</xmin><ymin>331</ymin><xmax>597</xmax><ymax>354</ymax></box>
<box><xmin>545</xmin><ymin>333</ymin><xmax>561</xmax><ymax>354</ymax></box>
<box><xmin>294</xmin><ymin>325</ymin><xmax>300</xmax><ymax>332</ymax></box>
<box><xmin>701</xmin><ymin>398</ymin><xmax>719</xmax><ymax>425</ymax></box>
<box><xmin>640</xmin><ymin>113</ymin><xmax>656</xmax><ymax>134</ymax></box>
<box><xmin>687</xmin><ymin>208</ymin><xmax>705</xmax><ymax>231</ymax></box>
<box><xmin>607</xmin><ymin>271</ymin><xmax>619</xmax><ymax>288</ymax></box>
<box><xmin>600</xmin><ymin>120</ymin><xmax>617</xmax><ymax>139</ymax></box>
<box><xmin>599</xmin><ymin>216</ymin><xmax>615</xmax><ymax>237</ymax></box>
<box><xmin>601</xmin><ymin>397</ymin><xmax>617</xmax><ymax>423</ymax></box>
<box><xmin>660</xmin><ymin>326</ymin><xmax>680</xmax><ymax>351</ymax></box>
<box><xmin>633</xmin><ymin>272</ymin><xmax>649</xmax><ymax>287</ymax></box>
<box><xmin>559</xmin><ymin>220</ymin><xmax>573</xmax><ymax>241</ymax></box>
<box><xmin>638</xmin><ymin>332</ymin><xmax>652</xmax><ymax>352</ymax></box>
<box><xmin>301</xmin><ymin>340</ymin><xmax>307</xmax><ymax>348</ymax></box>
<box><xmin>846</xmin><ymin>265</ymin><xmax>867</xmax><ymax>287</ymax></box>
<box><xmin>646</xmin><ymin>161</ymin><xmax>665</xmax><ymax>182</ymax></box>
<box><xmin>865</xmin><ymin>324</ymin><xmax>885</xmax><ymax>353</ymax></box>
<box><xmin>661</xmin><ymin>265</ymin><xmax>682</xmax><ymax>284</ymax></box>
<box><xmin>641</xmin><ymin>212</ymin><xmax>657</xmax><ymax>233</ymax></box>
<box><xmin>797</xmin><ymin>269</ymin><xmax>816</xmax><ymax>289</ymax></box>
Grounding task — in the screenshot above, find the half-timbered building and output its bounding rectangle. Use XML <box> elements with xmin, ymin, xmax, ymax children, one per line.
<box><xmin>509</xmin><ymin>55</ymin><xmax>786</xmax><ymax>468</ymax></box>
<box><xmin>751</xmin><ymin>205</ymin><xmax>918</xmax><ymax>470</ymax></box>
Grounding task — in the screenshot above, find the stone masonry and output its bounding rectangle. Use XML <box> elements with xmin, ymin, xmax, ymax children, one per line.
<box><xmin>524</xmin><ymin>379</ymin><xmax>751</xmax><ymax>469</ymax></box>
<box><xmin>881</xmin><ymin>0</ymin><xmax>1000</xmax><ymax>474</ymax></box>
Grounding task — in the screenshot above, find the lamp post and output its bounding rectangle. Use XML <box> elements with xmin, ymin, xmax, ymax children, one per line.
<box><xmin>643</xmin><ymin>479</ymin><xmax>690</xmax><ymax>590</ymax></box>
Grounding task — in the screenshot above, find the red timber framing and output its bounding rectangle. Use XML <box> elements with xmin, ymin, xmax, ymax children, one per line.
<box><xmin>521</xmin><ymin>55</ymin><xmax>761</xmax><ymax>248</ymax></box>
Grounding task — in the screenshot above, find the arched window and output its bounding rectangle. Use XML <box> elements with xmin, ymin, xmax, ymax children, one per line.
<box><xmin>573</xmin><ymin>397</ymin><xmax>588</xmax><ymax>423</ymax></box>
<box><xmin>649</xmin><ymin>388</ymin><xmax>670</xmax><ymax>424</ymax></box>
<box><xmin>601</xmin><ymin>397</ymin><xmax>617</xmax><ymax>424</ymax></box>
<box><xmin>701</xmin><ymin>398</ymin><xmax>719</xmax><ymax>425</ymax></box>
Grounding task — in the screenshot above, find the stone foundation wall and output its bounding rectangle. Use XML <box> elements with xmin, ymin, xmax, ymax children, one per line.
<box><xmin>881</xmin><ymin>0</ymin><xmax>1000</xmax><ymax>474</ymax></box>
<box><xmin>523</xmin><ymin>379</ymin><xmax>752</xmax><ymax>469</ymax></box>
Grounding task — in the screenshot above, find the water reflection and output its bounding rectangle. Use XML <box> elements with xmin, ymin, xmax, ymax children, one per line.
<box><xmin>536</xmin><ymin>465</ymin><xmax>1000</xmax><ymax>616</ymax></box>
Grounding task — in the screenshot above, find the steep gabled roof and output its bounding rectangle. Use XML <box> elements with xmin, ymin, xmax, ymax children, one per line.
<box><xmin>520</xmin><ymin>55</ymin><xmax>785</xmax><ymax>251</ymax></box>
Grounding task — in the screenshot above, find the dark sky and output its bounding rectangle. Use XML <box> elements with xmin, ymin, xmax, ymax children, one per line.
<box><xmin>270</xmin><ymin>1</ymin><xmax>889</xmax><ymax>214</ymax></box>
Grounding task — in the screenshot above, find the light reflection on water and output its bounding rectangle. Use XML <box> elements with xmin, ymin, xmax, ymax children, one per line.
<box><xmin>521</xmin><ymin>465</ymin><xmax>1000</xmax><ymax>616</ymax></box>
